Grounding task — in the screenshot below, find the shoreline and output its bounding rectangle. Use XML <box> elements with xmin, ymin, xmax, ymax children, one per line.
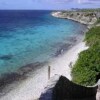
<box><xmin>51</xmin><ymin>12</ymin><xmax>88</xmax><ymax>25</ymax></box>
<box><xmin>0</xmin><ymin>40</ymin><xmax>88</xmax><ymax>100</ymax></box>
<box><xmin>0</xmin><ymin>12</ymin><xmax>89</xmax><ymax>100</ymax></box>
<box><xmin>0</xmin><ymin>10</ymin><xmax>99</xmax><ymax>100</ymax></box>
<box><xmin>0</xmin><ymin>32</ymin><xmax>84</xmax><ymax>93</ymax></box>
<box><xmin>0</xmin><ymin>30</ymin><xmax>85</xmax><ymax>94</ymax></box>
<box><xmin>51</xmin><ymin>11</ymin><xmax>97</xmax><ymax>29</ymax></box>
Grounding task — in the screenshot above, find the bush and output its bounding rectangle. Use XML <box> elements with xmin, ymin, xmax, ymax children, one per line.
<box><xmin>72</xmin><ymin>26</ymin><xmax>100</xmax><ymax>86</ymax></box>
<box><xmin>96</xmin><ymin>19</ymin><xmax>100</xmax><ymax>24</ymax></box>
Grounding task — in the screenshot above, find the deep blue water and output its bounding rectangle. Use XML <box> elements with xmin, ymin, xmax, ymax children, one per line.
<box><xmin>0</xmin><ymin>10</ymin><xmax>86</xmax><ymax>75</ymax></box>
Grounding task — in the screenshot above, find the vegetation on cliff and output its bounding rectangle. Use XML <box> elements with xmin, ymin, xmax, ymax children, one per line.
<box><xmin>72</xmin><ymin>26</ymin><xmax>100</xmax><ymax>86</ymax></box>
<box><xmin>52</xmin><ymin>11</ymin><xmax>98</xmax><ymax>25</ymax></box>
<box><xmin>96</xmin><ymin>19</ymin><xmax>100</xmax><ymax>24</ymax></box>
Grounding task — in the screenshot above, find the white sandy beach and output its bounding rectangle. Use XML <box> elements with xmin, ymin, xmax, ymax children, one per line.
<box><xmin>0</xmin><ymin>42</ymin><xmax>88</xmax><ymax>100</ymax></box>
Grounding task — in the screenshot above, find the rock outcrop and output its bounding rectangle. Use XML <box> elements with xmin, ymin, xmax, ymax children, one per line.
<box><xmin>52</xmin><ymin>11</ymin><xmax>97</xmax><ymax>27</ymax></box>
<box><xmin>39</xmin><ymin>76</ymin><xmax>98</xmax><ymax>100</ymax></box>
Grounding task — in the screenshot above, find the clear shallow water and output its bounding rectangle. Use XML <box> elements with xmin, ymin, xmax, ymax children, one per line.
<box><xmin>0</xmin><ymin>10</ymin><xmax>86</xmax><ymax>75</ymax></box>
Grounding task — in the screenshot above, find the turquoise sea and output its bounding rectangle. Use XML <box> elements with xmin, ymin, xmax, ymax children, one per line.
<box><xmin>0</xmin><ymin>10</ymin><xmax>86</xmax><ymax>76</ymax></box>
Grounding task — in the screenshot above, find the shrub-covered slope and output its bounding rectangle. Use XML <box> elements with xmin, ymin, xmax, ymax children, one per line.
<box><xmin>72</xmin><ymin>26</ymin><xmax>100</xmax><ymax>86</ymax></box>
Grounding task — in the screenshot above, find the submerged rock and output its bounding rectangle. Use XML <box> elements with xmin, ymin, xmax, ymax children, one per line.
<box><xmin>0</xmin><ymin>62</ymin><xmax>44</xmax><ymax>97</ymax></box>
<box><xmin>18</xmin><ymin>62</ymin><xmax>44</xmax><ymax>75</ymax></box>
<box><xmin>0</xmin><ymin>72</ymin><xmax>24</xmax><ymax>88</ymax></box>
<box><xmin>0</xmin><ymin>55</ymin><xmax>13</xmax><ymax>60</ymax></box>
<box><xmin>0</xmin><ymin>72</ymin><xmax>26</xmax><ymax>97</ymax></box>
<box><xmin>54</xmin><ymin>43</ymin><xmax>72</xmax><ymax>57</ymax></box>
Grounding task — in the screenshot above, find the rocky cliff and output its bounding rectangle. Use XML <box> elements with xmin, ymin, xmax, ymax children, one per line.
<box><xmin>52</xmin><ymin>11</ymin><xmax>97</xmax><ymax>27</ymax></box>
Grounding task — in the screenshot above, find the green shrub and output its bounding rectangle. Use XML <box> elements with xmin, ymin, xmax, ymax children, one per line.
<box><xmin>72</xmin><ymin>26</ymin><xmax>100</xmax><ymax>86</ymax></box>
<box><xmin>96</xmin><ymin>19</ymin><xmax>100</xmax><ymax>24</ymax></box>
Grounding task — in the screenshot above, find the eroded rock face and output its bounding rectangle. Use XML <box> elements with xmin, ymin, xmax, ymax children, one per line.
<box><xmin>40</xmin><ymin>76</ymin><xmax>98</xmax><ymax>100</ymax></box>
<box><xmin>52</xmin><ymin>12</ymin><xmax>97</xmax><ymax>25</ymax></box>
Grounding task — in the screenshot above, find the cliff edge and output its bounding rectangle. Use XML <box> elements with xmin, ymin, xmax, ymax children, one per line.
<box><xmin>52</xmin><ymin>11</ymin><xmax>97</xmax><ymax>28</ymax></box>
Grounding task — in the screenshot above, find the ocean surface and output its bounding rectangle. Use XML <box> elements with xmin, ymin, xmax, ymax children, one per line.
<box><xmin>0</xmin><ymin>10</ymin><xmax>86</xmax><ymax>76</ymax></box>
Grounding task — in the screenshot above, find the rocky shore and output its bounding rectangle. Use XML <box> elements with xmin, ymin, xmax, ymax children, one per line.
<box><xmin>51</xmin><ymin>11</ymin><xmax>100</xmax><ymax>100</ymax></box>
<box><xmin>52</xmin><ymin>11</ymin><xmax>97</xmax><ymax>28</ymax></box>
<box><xmin>1</xmin><ymin>11</ymin><xmax>99</xmax><ymax>100</ymax></box>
